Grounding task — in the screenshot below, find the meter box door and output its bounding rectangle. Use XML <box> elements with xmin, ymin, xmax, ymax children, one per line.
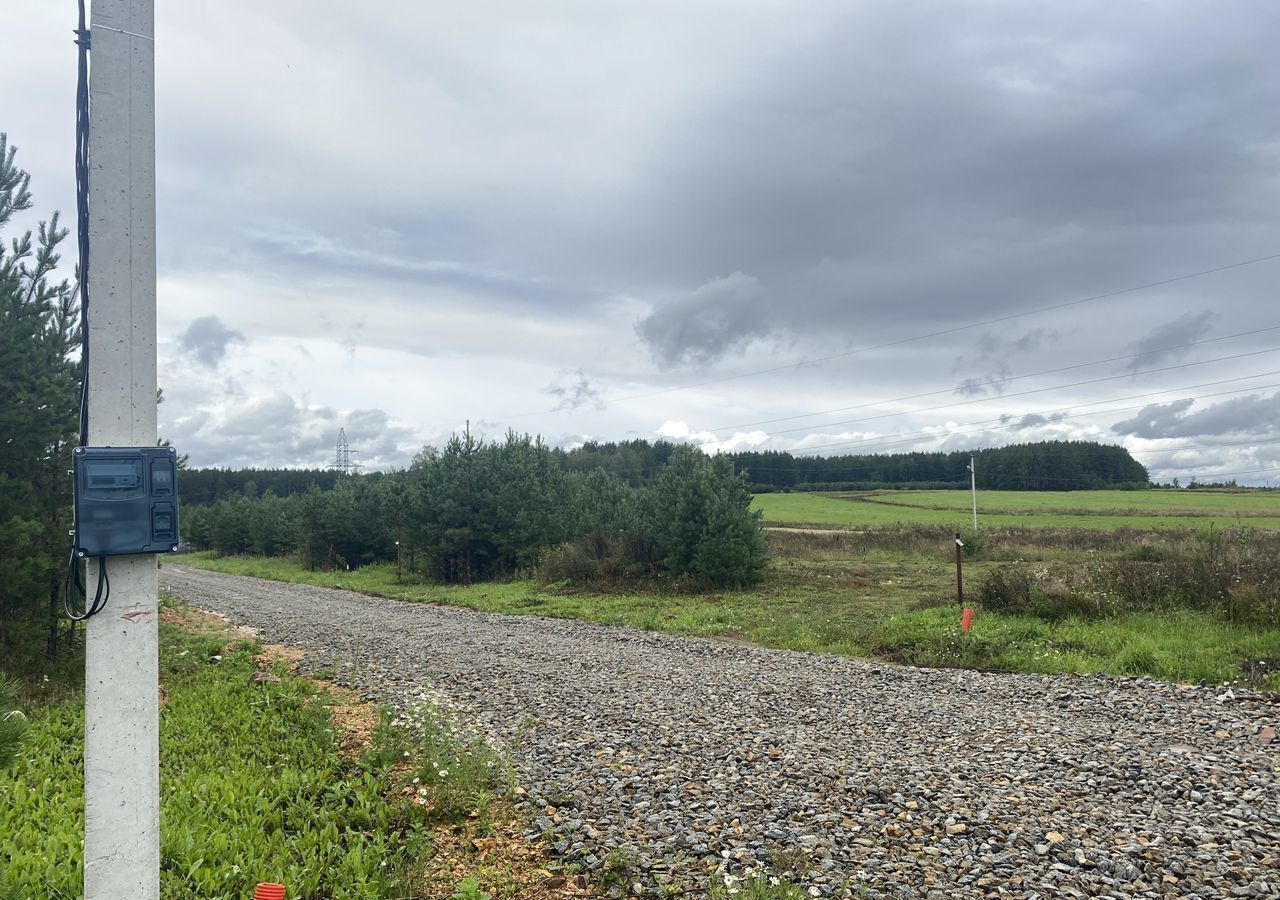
<box><xmin>73</xmin><ymin>446</ymin><xmax>180</xmax><ymax>557</ymax></box>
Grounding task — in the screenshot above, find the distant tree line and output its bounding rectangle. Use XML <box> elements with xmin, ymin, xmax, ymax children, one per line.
<box><xmin>179</xmin><ymin>440</ymin><xmax>1150</xmax><ymax>511</ymax></box>
<box><xmin>179</xmin><ymin>467</ymin><xmax>343</xmax><ymax>505</ymax></box>
<box><xmin>177</xmin><ymin>442</ymin><xmax>682</xmax><ymax>505</ymax></box>
<box><xmin>181</xmin><ymin>434</ymin><xmax>768</xmax><ymax>588</ymax></box>
<box><xmin>729</xmin><ymin>441</ymin><xmax>1149</xmax><ymax>492</ymax></box>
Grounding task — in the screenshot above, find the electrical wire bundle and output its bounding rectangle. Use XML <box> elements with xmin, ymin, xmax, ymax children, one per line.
<box><xmin>64</xmin><ymin>0</ymin><xmax>110</xmax><ymax>622</ymax></box>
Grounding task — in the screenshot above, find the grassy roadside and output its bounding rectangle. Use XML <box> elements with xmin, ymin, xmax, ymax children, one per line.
<box><xmin>0</xmin><ymin>602</ymin><xmax>575</xmax><ymax>899</ymax></box>
<box><xmin>178</xmin><ymin>553</ymin><xmax>1280</xmax><ymax>691</ymax></box>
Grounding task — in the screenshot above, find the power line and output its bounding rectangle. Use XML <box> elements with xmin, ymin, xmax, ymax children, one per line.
<box><xmin>473</xmin><ymin>251</ymin><xmax>1280</xmax><ymax>430</ymax></box>
<box><xmin>597</xmin><ymin>252</ymin><xmax>1280</xmax><ymax>408</ymax></box>
<box><xmin>753</xmin><ymin>346</ymin><xmax>1280</xmax><ymax>440</ymax></box>
<box><xmin>1129</xmin><ymin>435</ymin><xmax>1280</xmax><ymax>456</ymax></box>
<box><xmin>1158</xmin><ymin>465</ymin><xmax>1280</xmax><ymax>482</ymax></box>
<box><xmin>708</xmin><ymin>324</ymin><xmax>1280</xmax><ymax>432</ymax></box>
<box><xmin>576</xmin><ymin>372</ymin><xmax>1280</xmax><ymax>473</ymax></box>
<box><xmin>789</xmin><ymin>371</ymin><xmax>1280</xmax><ymax>456</ymax></box>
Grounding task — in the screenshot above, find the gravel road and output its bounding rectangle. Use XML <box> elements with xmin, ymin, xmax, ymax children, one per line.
<box><xmin>160</xmin><ymin>564</ymin><xmax>1279</xmax><ymax>899</ymax></box>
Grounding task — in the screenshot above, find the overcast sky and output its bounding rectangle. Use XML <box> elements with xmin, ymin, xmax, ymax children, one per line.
<box><xmin>6</xmin><ymin>2</ymin><xmax>1280</xmax><ymax>484</ymax></box>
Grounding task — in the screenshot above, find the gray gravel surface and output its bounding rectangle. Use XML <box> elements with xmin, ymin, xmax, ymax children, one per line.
<box><xmin>160</xmin><ymin>565</ymin><xmax>1280</xmax><ymax>899</ymax></box>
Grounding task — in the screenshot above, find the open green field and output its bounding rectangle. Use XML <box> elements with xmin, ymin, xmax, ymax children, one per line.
<box><xmin>752</xmin><ymin>489</ymin><xmax>1280</xmax><ymax>531</ymax></box>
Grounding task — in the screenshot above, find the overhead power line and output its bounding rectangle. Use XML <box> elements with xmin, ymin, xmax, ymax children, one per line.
<box><xmin>563</xmin><ymin>372</ymin><xmax>1280</xmax><ymax>473</ymax></box>
<box><xmin>474</xmin><ymin>251</ymin><xmax>1280</xmax><ymax>430</ymax></box>
<box><xmin>751</xmin><ymin>346</ymin><xmax>1280</xmax><ymax>440</ymax></box>
<box><xmin>1130</xmin><ymin>435</ymin><xmax>1280</xmax><ymax>456</ymax></box>
<box><xmin>789</xmin><ymin>372</ymin><xmax>1280</xmax><ymax>456</ymax></box>
<box><xmin>1159</xmin><ymin>465</ymin><xmax>1280</xmax><ymax>482</ymax></box>
<box><xmin>582</xmin><ymin>373</ymin><xmax>1280</xmax><ymax>477</ymax></box>
<box><xmin>600</xmin><ymin>251</ymin><xmax>1280</xmax><ymax>408</ymax></box>
<box><xmin>708</xmin><ymin>324</ymin><xmax>1280</xmax><ymax>432</ymax></box>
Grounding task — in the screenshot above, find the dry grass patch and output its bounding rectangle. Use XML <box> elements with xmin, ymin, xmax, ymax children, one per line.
<box><xmin>159</xmin><ymin>603</ymin><xmax>243</xmax><ymax>637</ymax></box>
<box><xmin>317</xmin><ymin>682</ymin><xmax>379</xmax><ymax>754</ymax></box>
<box><xmin>415</xmin><ymin>796</ymin><xmax>591</xmax><ymax>899</ymax></box>
<box><xmin>255</xmin><ymin>642</ymin><xmax>305</xmax><ymax>672</ymax></box>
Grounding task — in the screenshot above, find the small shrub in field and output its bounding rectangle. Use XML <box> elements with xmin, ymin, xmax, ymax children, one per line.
<box><xmin>977</xmin><ymin>566</ymin><xmax>1033</xmax><ymax>614</ymax></box>
<box><xmin>1227</xmin><ymin>584</ymin><xmax>1280</xmax><ymax>629</ymax></box>
<box><xmin>1126</xmin><ymin>543</ymin><xmax>1169</xmax><ymax>563</ymax></box>
<box><xmin>1097</xmin><ymin>559</ymin><xmax>1179</xmax><ymax>611</ymax></box>
<box><xmin>1029</xmin><ymin>583</ymin><xmax>1113</xmax><ymax>621</ymax></box>
<box><xmin>958</xmin><ymin>528</ymin><xmax>987</xmax><ymax>559</ymax></box>
<box><xmin>537</xmin><ymin>541</ymin><xmax>602</xmax><ymax>585</ymax></box>
<box><xmin>1087</xmin><ymin>528</ymin><xmax>1280</xmax><ymax>626</ymax></box>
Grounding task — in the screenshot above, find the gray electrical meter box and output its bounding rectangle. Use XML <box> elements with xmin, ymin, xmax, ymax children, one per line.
<box><xmin>73</xmin><ymin>446</ymin><xmax>180</xmax><ymax>557</ymax></box>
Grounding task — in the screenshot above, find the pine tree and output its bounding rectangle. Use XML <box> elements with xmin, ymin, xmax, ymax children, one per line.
<box><xmin>0</xmin><ymin>135</ymin><xmax>80</xmax><ymax>668</ymax></box>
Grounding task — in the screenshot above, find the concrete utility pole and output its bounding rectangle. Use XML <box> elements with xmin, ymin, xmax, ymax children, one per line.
<box><xmin>969</xmin><ymin>456</ymin><xmax>977</xmax><ymax>529</ymax></box>
<box><xmin>83</xmin><ymin>2</ymin><xmax>160</xmax><ymax>897</ymax></box>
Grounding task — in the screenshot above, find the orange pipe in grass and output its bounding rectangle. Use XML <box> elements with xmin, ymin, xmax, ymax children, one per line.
<box><xmin>961</xmin><ymin>608</ymin><xmax>973</xmax><ymax>632</ymax></box>
<box><xmin>253</xmin><ymin>885</ymin><xmax>285</xmax><ymax>900</ymax></box>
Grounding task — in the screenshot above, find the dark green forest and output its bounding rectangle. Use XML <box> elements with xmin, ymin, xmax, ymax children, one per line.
<box><xmin>731</xmin><ymin>441</ymin><xmax>1150</xmax><ymax>492</ymax></box>
<box><xmin>179</xmin><ymin>467</ymin><xmax>343</xmax><ymax>505</ymax></box>
<box><xmin>181</xmin><ymin>439</ymin><xmax>1150</xmax><ymax>506</ymax></box>
<box><xmin>179</xmin><ymin>438</ymin><xmax>1147</xmax><ymax>586</ymax></box>
<box><xmin>182</xmin><ymin>433</ymin><xmax>770</xmax><ymax>588</ymax></box>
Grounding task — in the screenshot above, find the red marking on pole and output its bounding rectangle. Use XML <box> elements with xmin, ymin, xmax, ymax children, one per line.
<box><xmin>120</xmin><ymin>610</ymin><xmax>153</xmax><ymax>623</ymax></box>
<box><xmin>253</xmin><ymin>885</ymin><xmax>286</xmax><ymax>900</ymax></box>
<box><xmin>961</xmin><ymin>608</ymin><xmax>973</xmax><ymax>632</ymax></box>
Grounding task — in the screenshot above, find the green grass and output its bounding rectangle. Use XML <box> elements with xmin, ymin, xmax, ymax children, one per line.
<box><xmin>869</xmin><ymin>607</ymin><xmax>1280</xmax><ymax>685</ymax></box>
<box><xmin>0</xmin><ymin>612</ymin><xmax>430</xmax><ymax>899</ymax></box>
<box><xmin>753</xmin><ymin>489</ymin><xmax>1280</xmax><ymax>531</ymax></box>
<box><xmin>179</xmin><ymin>553</ymin><xmax>1280</xmax><ymax>691</ymax></box>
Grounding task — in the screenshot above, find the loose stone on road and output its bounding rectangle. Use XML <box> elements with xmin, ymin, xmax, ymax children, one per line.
<box><xmin>161</xmin><ymin>565</ymin><xmax>1279</xmax><ymax>898</ymax></box>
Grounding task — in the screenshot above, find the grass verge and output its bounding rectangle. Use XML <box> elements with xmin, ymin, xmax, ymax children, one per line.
<box><xmin>0</xmin><ymin>601</ymin><xmax>578</xmax><ymax>899</ymax></box>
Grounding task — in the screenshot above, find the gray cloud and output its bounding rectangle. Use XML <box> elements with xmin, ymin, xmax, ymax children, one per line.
<box><xmin>178</xmin><ymin>316</ymin><xmax>245</xmax><ymax>367</ymax></box>
<box><xmin>636</xmin><ymin>272</ymin><xmax>773</xmax><ymax>367</ymax></box>
<box><xmin>11</xmin><ymin>3</ymin><xmax>1280</xmax><ymax>478</ymax></box>
<box><xmin>1001</xmin><ymin>411</ymin><xmax>1069</xmax><ymax>431</ymax></box>
<box><xmin>143</xmin><ymin>2</ymin><xmax>1279</xmax><ymax>363</ymax></box>
<box><xmin>955</xmin><ymin>363</ymin><xmax>1014</xmax><ymax>398</ymax></box>
<box><xmin>953</xmin><ymin>331</ymin><xmax>1052</xmax><ymax>396</ymax></box>
<box><xmin>162</xmin><ymin>389</ymin><xmax>416</xmax><ymax>469</ymax></box>
<box><xmin>545</xmin><ymin>370</ymin><xmax>605</xmax><ymax>411</ymax></box>
<box><xmin>1111</xmin><ymin>392</ymin><xmax>1280</xmax><ymax>439</ymax></box>
<box><xmin>1124</xmin><ymin>311</ymin><xmax>1216</xmax><ymax>373</ymax></box>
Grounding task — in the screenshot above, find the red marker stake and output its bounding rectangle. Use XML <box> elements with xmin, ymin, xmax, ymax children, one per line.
<box><xmin>961</xmin><ymin>608</ymin><xmax>973</xmax><ymax>633</ymax></box>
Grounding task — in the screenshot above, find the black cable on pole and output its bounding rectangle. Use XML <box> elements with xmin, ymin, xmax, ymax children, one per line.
<box><xmin>74</xmin><ymin>0</ymin><xmax>91</xmax><ymax>448</ymax></box>
<box><xmin>64</xmin><ymin>549</ymin><xmax>110</xmax><ymax>622</ymax></box>
<box><xmin>65</xmin><ymin>0</ymin><xmax>110</xmax><ymax>621</ymax></box>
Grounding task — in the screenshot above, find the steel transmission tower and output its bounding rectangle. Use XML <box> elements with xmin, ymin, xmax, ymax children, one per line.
<box><xmin>331</xmin><ymin>427</ymin><xmax>361</xmax><ymax>474</ymax></box>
